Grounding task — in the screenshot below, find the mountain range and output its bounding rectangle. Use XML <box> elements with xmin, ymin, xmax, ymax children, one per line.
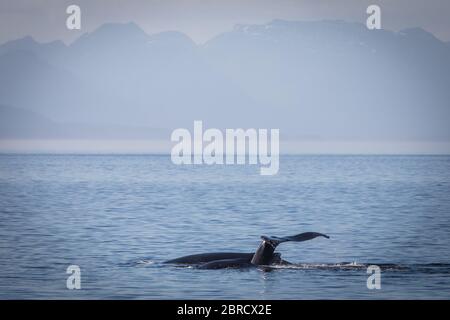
<box><xmin>1</xmin><ymin>20</ymin><xmax>449</xmax><ymax>143</ymax></box>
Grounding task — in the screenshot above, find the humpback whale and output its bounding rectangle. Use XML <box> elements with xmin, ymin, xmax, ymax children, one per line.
<box><xmin>164</xmin><ymin>232</ymin><xmax>329</xmax><ymax>269</ymax></box>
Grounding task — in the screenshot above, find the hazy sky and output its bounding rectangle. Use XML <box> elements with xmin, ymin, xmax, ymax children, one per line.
<box><xmin>1</xmin><ymin>0</ymin><xmax>450</xmax><ymax>44</ymax></box>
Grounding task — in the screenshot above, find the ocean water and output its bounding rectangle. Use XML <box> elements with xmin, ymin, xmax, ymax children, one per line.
<box><xmin>0</xmin><ymin>154</ymin><xmax>449</xmax><ymax>299</ymax></box>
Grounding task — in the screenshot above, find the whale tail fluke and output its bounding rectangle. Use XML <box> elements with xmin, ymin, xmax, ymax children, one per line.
<box><xmin>261</xmin><ymin>232</ymin><xmax>329</xmax><ymax>248</ymax></box>
<box><xmin>251</xmin><ymin>232</ymin><xmax>329</xmax><ymax>266</ymax></box>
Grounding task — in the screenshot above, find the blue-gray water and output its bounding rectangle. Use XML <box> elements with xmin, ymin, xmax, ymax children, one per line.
<box><xmin>0</xmin><ymin>154</ymin><xmax>449</xmax><ymax>299</ymax></box>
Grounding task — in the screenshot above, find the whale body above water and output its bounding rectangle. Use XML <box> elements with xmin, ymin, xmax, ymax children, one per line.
<box><xmin>164</xmin><ymin>232</ymin><xmax>330</xmax><ymax>269</ymax></box>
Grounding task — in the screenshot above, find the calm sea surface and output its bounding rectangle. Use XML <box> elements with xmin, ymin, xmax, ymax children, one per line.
<box><xmin>0</xmin><ymin>154</ymin><xmax>449</xmax><ymax>299</ymax></box>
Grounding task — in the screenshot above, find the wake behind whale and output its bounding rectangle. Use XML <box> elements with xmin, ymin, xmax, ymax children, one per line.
<box><xmin>133</xmin><ymin>232</ymin><xmax>448</xmax><ymax>274</ymax></box>
<box><xmin>137</xmin><ymin>259</ymin><xmax>446</xmax><ymax>273</ymax></box>
<box><xmin>160</xmin><ymin>232</ymin><xmax>450</xmax><ymax>272</ymax></box>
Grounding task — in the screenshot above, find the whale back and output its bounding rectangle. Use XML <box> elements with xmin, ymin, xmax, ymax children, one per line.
<box><xmin>164</xmin><ymin>252</ymin><xmax>253</xmax><ymax>264</ymax></box>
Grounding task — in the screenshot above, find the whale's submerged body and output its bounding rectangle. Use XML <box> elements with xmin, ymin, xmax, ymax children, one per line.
<box><xmin>164</xmin><ymin>232</ymin><xmax>330</xmax><ymax>269</ymax></box>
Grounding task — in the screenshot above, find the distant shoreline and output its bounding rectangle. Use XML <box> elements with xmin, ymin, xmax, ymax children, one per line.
<box><xmin>1</xmin><ymin>139</ymin><xmax>449</xmax><ymax>155</ymax></box>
